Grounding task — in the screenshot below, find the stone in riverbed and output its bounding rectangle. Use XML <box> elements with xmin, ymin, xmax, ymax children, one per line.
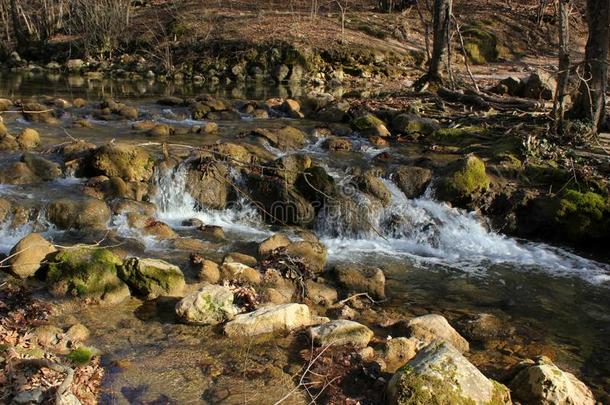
<box><xmin>250</xmin><ymin>126</ymin><xmax>306</xmax><ymax>151</ymax></box>
<box><xmin>21</xmin><ymin>152</ymin><xmax>62</xmax><ymax>180</ymax></box>
<box><xmin>16</xmin><ymin>128</ymin><xmax>40</xmax><ymax>149</ymax></box>
<box><xmin>310</xmin><ymin>320</ymin><xmax>373</xmax><ymax>348</ymax></box>
<box><xmin>355</xmin><ymin>172</ymin><xmax>392</xmax><ymax>206</ymax></box>
<box><xmin>224</xmin><ymin>303</ymin><xmax>327</xmax><ymax>337</ymax></box>
<box><xmin>509</xmin><ymin>356</ymin><xmax>596</xmax><ymax>405</ymax></box>
<box><xmin>405</xmin><ymin>314</ymin><xmax>470</xmax><ymax>353</ymax></box>
<box><xmin>47</xmin><ymin>197</ymin><xmax>111</xmax><ymax>230</ymax></box>
<box><xmin>333</xmin><ymin>264</ymin><xmax>386</xmax><ymax>300</ymax></box>
<box><xmin>220</xmin><ymin>262</ymin><xmax>262</xmax><ymax>285</ymax></box>
<box><xmin>283</xmin><ymin>241</ymin><xmax>328</xmax><ymax>274</ymax></box>
<box><xmin>185</xmin><ymin>157</ymin><xmax>230</xmax><ymax>210</ymax></box>
<box><xmin>435</xmin><ymin>154</ymin><xmax>490</xmax><ymax>205</ymax></box>
<box><xmin>118</xmin><ymin>257</ymin><xmax>185</xmax><ymax>299</ymax></box>
<box><xmin>351</xmin><ymin>114</ymin><xmax>390</xmax><ymax>138</ymax></box>
<box><xmin>88</xmin><ymin>143</ymin><xmax>155</xmax><ymax>182</ymax></box>
<box><xmin>8</xmin><ymin>233</ymin><xmax>57</xmax><ymax>279</ymax></box>
<box><xmin>175</xmin><ymin>284</ymin><xmax>239</xmax><ymax>325</ymax></box>
<box><xmin>258</xmin><ymin>233</ymin><xmax>292</xmax><ymax>258</ymax></box>
<box><xmin>391</xmin><ymin>166</ymin><xmax>433</xmax><ymax>199</ymax></box>
<box><xmin>388</xmin><ymin>342</ymin><xmax>511</xmax><ymax>405</ymax></box>
<box><xmin>381</xmin><ymin>337</ymin><xmax>421</xmax><ymax>373</ymax></box>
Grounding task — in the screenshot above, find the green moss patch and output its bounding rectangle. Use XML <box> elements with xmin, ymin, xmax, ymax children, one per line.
<box><xmin>67</xmin><ymin>347</ymin><xmax>94</xmax><ymax>365</ymax></box>
<box><xmin>554</xmin><ymin>190</ymin><xmax>610</xmax><ymax>240</ymax></box>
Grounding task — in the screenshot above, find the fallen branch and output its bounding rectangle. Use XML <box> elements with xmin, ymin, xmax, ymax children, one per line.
<box><xmin>437</xmin><ymin>87</ymin><xmax>546</xmax><ymax>111</ymax></box>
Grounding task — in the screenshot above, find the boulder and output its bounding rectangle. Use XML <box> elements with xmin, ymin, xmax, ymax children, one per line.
<box><xmin>391</xmin><ymin>166</ymin><xmax>433</xmax><ymax>198</ymax></box>
<box><xmin>21</xmin><ymin>153</ymin><xmax>62</xmax><ymax>180</ymax></box>
<box><xmin>268</xmin><ymin>154</ymin><xmax>312</xmax><ymax>184</ymax></box>
<box><xmin>197</xmin><ymin>259</ymin><xmax>221</xmax><ymax>284</ymax></box>
<box><xmin>175</xmin><ymin>284</ymin><xmax>239</xmax><ymax>325</ymax></box>
<box><xmin>147</xmin><ymin>124</ymin><xmax>171</xmax><ymax>137</ymax></box>
<box><xmin>295</xmin><ymin>166</ymin><xmax>337</xmax><ymax>208</ymax></box>
<box><xmin>522</xmin><ymin>70</ymin><xmax>556</xmax><ymax>100</ymax></box>
<box><xmin>119</xmin><ymin>106</ymin><xmax>139</xmax><ymax>120</ymax></box>
<box><xmin>16</xmin><ymin>128</ymin><xmax>40</xmax><ymax>149</ymax></box>
<box><xmin>47</xmin><ymin>248</ymin><xmax>130</xmax><ymax>305</ymax></box>
<box><xmin>220</xmin><ymin>262</ymin><xmax>262</xmax><ymax>285</ymax></box>
<box><xmin>280</xmin><ymin>99</ymin><xmax>303</xmax><ymax>118</ymax></box>
<box><xmin>509</xmin><ymin>356</ymin><xmax>596</xmax><ymax>405</ymax></box>
<box><xmin>88</xmin><ymin>144</ymin><xmax>154</xmax><ymax>182</ymax></box>
<box><xmin>322</xmin><ymin>137</ymin><xmax>352</xmax><ymax>151</ymax></box>
<box><xmin>224</xmin><ymin>303</ymin><xmax>325</xmax><ymax>337</ymax></box>
<box><xmin>258</xmin><ymin>233</ymin><xmax>292</xmax><ymax>258</ymax></box>
<box><xmin>391</xmin><ymin>113</ymin><xmax>440</xmax><ymax>136</ymax></box>
<box><xmin>493</xmin><ymin>76</ymin><xmax>523</xmax><ymax>96</ymax></box>
<box><xmin>0</xmin><ymin>161</ymin><xmax>40</xmax><ymax>184</ymax></box>
<box><xmin>118</xmin><ymin>257</ymin><xmax>185</xmax><ymax>299</ymax></box>
<box><xmin>351</xmin><ymin>114</ymin><xmax>390</xmax><ymax>138</ymax></box>
<box><xmin>382</xmin><ymin>337</ymin><xmax>421</xmax><ymax>373</ymax></box>
<box><xmin>185</xmin><ymin>158</ymin><xmax>231</xmax><ymax>210</ymax></box>
<box><xmin>310</xmin><ymin>320</ymin><xmax>373</xmax><ymax>348</ymax></box>
<box><xmin>8</xmin><ymin>233</ymin><xmax>57</xmax><ymax>279</ymax></box>
<box><xmin>22</xmin><ymin>102</ymin><xmax>58</xmax><ymax>124</ymax></box>
<box><xmin>248</xmin><ymin>175</ymin><xmax>315</xmax><ymax>226</ymax></box>
<box><xmin>283</xmin><ymin>241</ymin><xmax>328</xmax><ymax>273</ymax></box>
<box><xmin>251</xmin><ymin>126</ymin><xmax>306</xmax><ymax>150</ymax></box>
<box><xmin>47</xmin><ymin>197</ymin><xmax>111</xmax><ymax>230</ymax></box>
<box><xmin>435</xmin><ymin>155</ymin><xmax>490</xmax><ymax>205</ymax></box>
<box><xmin>405</xmin><ymin>314</ymin><xmax>470</xmax><ymax>353</ymax></box>
<box><xmin>356</xmin><ymin>172</ymin><xmax>392</xmax><ymax>206</ymax></box>
<box><xmin>333</xmin><ymin>264</ymin><xmax>386</xmax><ymax>299</ymax></box>
<box><xmin>388</xmin><ymin>342</ymin><xmax>511</xmax><ymax>405</ymax></box>
<box><xmin>305</xmin><ymin>280</ymin><xmax>338</xmax><ymax>306</ymax></box>
<box><xmin>223</xmin><ymin>252</ymin><xmax>257</xmax><ymax>267</ymax></box>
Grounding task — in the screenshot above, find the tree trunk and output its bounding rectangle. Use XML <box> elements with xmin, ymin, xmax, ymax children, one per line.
<box><xmin>427</xmin><ymin>0</ymin><xmax>452</xmax><ymax>82</ymax></box>
<box><xmin>553</xmin><ymin>0</ymin><xmax>570</xmax><ymax>135</ymax></box>
<box><xmin>570</xmin><ymin>0</ymin><xmax>610</xmax><ymax>132</ymax></box>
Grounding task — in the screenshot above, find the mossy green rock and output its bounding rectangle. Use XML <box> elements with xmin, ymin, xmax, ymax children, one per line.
<box><xmin>351</xmin><ymin>114</ymin><xmax>390</xmax><ymax>137</ymax></box>
<box><xmin>436</xmin><ymin>155</ymin><xmax>490</xmax><ymax>204</ymax></box>
<box><xmin>392</xmin><ymin>114</ymin><xmax>440</xmax><ymax>136</ymax></box>
<box><xmin>554</xmin><ymin>189</ymin><xmax>610</xmax><ymax>241</ymax></box>
<box><xmin>462</xmin><ymin>26</ymin><xmax>505</xmax><ymax>64</ymax></box>
<box><xmin>119</xmin><ymin>257</ymin><xmax>185</xmax><ymax>299</ymax></box>
<box><xmin>47</xmin><ymin>248</ymin><xmax>130</xmax><ymax>305</ymax></box>
<box><xmin>88</xmin><ymin>143</ymin><xmax>154</xmax><ymax>182</ymax></box>
<box><xmin>388</xmin><ymin>342</ymin><xmax>511</xmax><ymax>405</ymax></box>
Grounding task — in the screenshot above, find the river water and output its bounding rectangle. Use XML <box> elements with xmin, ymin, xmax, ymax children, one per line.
<box><xmin>1</xmin><ymin>72</ymin><xmax>609</xmax><ymax>403</ymax></box>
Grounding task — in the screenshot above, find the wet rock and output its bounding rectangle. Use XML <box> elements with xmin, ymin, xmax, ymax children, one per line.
<box><xmin>223</xmin><ymin>252</ymin><xmax>257</xmax><ymax>267</ymax></box>
<box><xmin>522</xmin><ymin>70</ymin><xmax>556</xmax><ymax>100</ymax></box>
<box><xmin>119</xmin><ymin>106</ymin><xmax>139</xmax><ymax>120</ymax></box>
<box><xmin>391</xmin><ymin>113</ymin><xmax>440</xmax><ymax>136</ymax></box>
<box><xmin>197</xmin><ymin>259</ymin><xmax>221</xmax><ymax>284</ymax></box>
<box><xmin>22</xmin><ymin>102</ymin><xmax>58</xmax><ymax>124</ymax></box>
<box><xmin>132</xmin><ymin>120</ymin><xmax>157</xmax><ymax>131</ymax></box>
<box><xmin>391</xmin><ymin>166</ymin><xmax>433</xmax><ymax>198</ymax></box>
<box><xmin>305</xmin><ymin>280</ymin><xmax>338</xmax><ymax>306</ymax></box>
<box><xmin>220</xmin><ymin>262</ymin><xmax>262</xmax><ymax>285</ymax></box>
<box><xmin>139</xmin><ymin>218</ymin><xmax>178</xmax><ymax>239</ymax></box>
<box><xmin>280</xmin><ymin>99</ymin><xmax>303</xmax><ymax>118</ymax></box>
<box><xmin>109</xmin><ymin>199</ymin><xmax>156</xmax><ymax>217</ymax></box>
<box><xmin>0</xmin><ymin>98</ymin><xmax>13</xmax><ymax>111</ymax></box>
<box><xmin>509</xmin><ymin>356</ymin><xmax>596</xmax><ymax>405</ymax></box>
<box><xmin>0</xmin><ymin>198</ymin><xmax>11</xmax><ymax>222</ymax></box>
<box><xmin>458</xmin><ymin>313</ymin><xmax>509</xmax><ymax>342</ymax></box>
<box><xmin>224</xmin><ymin>303</ymin><xmax>326</xmax><ymax>337</ymax></box>
<box><xmin>351</xmin><ymin>114</ymin><xmax>390</xmax><ymax>137</ymax></box>
<box><xmin>355</xmin><ymin>172</ymin><xmax>392</xmax><ymax>206</ymax></box>
<box><xmin>388</xmin><ymin>342</ymin><xmax>511</xmax><ymax>405</ymax></box>
<box><xmin>66</xmin><ymin>323</ymin><xmax>90</xmax><ymax>343</ymax></box>
<box><xmin>268</xmin><ymin>154</ymin><xmax>312</xmax><ymax>184</ymax></box>
<box><xmin>333</xmin><ymin>264</ymin><xmax>386</xmax><ymax>299</ymax></box>
<box><xmin>157</xmin><ymin>96</ymin><xmax>185</xmax><ymax>106</ymax></box>
<box><xmin>295</xmin><ymin>166</ymin><xmax>336</xmax><ymax>208</ymax></box>
<box><xmin>147</xmin><ymin>124</ymin><xmax>171</xmax><ymax>137</ymax></box>
<box><xmin>73</xmin><ymin>98</ymin><xmax>87</xmax><ymax>108</ymax></box>
<box><xmin>248</xmin><ymin>175</ymin><xmax>315</xmax><ymax>226</ymax></box>
<box><xmin>118</xmin><ymin>257</ymin><xmax>185</xmax><ymax>299</ymax></box>
<box><xmin>322</xmin><ymin>137</ymin><xmax>352</xmax><ymax>151</ymax></box>
<box><xmin>0</xmin><ymin>133</ymin><xmax>18</xmax><ymax>151</ymax></box>
<box><xmin>185</xmin><ymin>158</ymin><xmax>230</xmax><ymax>210</ymax></box>
<box><xmin>8</xmin><ymin>233</ymin><xmax>57</xmax><ymax>279</ymax></box>
<box><xmin>0</xmin><ymin>122</ymin><xmax>8</xmax><ymax>137</ymax></box>
<box><xmin>284</xmin><ymin>241</ymin><xmax>328</xmax><ymax>273</ymax></box>
<box><xmin>16</xmin><ymin>128</ymin><xmax>40</xmax><ymax>149</ymax></box>
<box><xmin>200</xmin><ymin>225</ymin><xmax>225</xmax><ymax>240</ymax></box>
<box><xmin>12</xmin><ymin>389</ymin><xmax>44</xmax><ymax>404</ymax></box>
<box><xmin>182</xmin><ymin>218</ymin><xmax>204</xmax><ymax>227</ymax></box>
<box><xmin>258</xmin><ymin>233</ymin><xmax>292</xmax><ymax>258</ymax></box>
<box><xmin>382</xmin><ymin>337</ymin><xmax>421</xmax><ymax>373</ymax></box>
<box><xmin>47</xmin><ymin>197</ymin><xmax>111</xmax><ymax>230</ymax></box>
<box><xmin>88</xmin><ymin>144</ymin><xmax>154</xmax><ymax>182</ymax></box>
<box><xmin>58</xmin><ymin>139</ymin><xmax>96</xmax><ymax>160</ymax></box>
<box><xmin>251</xmin><ymin>126</ymin><xmax>306</xmax><ymax>150</ymax></box>
<box><xmin>0</xmin><ymin>161</ymin><xmax>39</xmax><ymax>184</ymax></box>
<box><xmin>435</xmin><ymin>155</ymin><xmax>490</xmax><ymax>205</ymax></box>
<box><xmin>310</xmin><ymin>320</ymin><xmax>374</xmax><ymax>347</ymax></box>
<box><xmin>405</xmin><ymin>314</ymin><xmax>470</xmax><ymax>353</ymax></box>
<box><xmin>175</xmin><ymin>284</ymin><xmax>239</xmax><ymax>325</ymax></box>
<box><xmin>21</xmin><ymin>153</ymin><xmax>62</xmax><ymax>180</ymax></box>
<box><xmin>47</xmin><ymin>248</ymin><xmax>130</xmax><ymax>305</ymax></box>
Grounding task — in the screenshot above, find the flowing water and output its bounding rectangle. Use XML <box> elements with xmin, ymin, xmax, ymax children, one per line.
<box><xmin>1</xmin><ymin>72</ymin><xmax>610</xmax><ymax>403</ymax></box>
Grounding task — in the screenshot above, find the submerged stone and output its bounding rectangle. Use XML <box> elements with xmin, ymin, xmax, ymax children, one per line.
<box><xmin>175</xmin><ymin>284</ymin><xmax>238</xmax><ymax>325</ymax></box>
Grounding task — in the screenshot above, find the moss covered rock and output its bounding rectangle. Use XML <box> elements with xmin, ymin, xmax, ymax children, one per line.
<box><xmin>310</xmin><ymin>320</ymin><xmax>374</xmax><ymax>348</ymax></box>
<box><xmin>88</xmin><ymin>143</ymin><xmax>155</xmax><ymax>182</ymax></box>
<box><xmin>392</xmin><ymin>114</ymin><xmax>439</xmax><ymax>136</ymax></box>
<box><xmin>436</xmin><ymin>155</ymin><xmax>490</xmax><ymax>205</ymax></box>
<box><xmin>351</xmin><ymin>114</ymin><xmax>390</xmax><ymax>137</ymax></box>
<box><xmin>119</xmin><ymin>257</ymin><xmax>185</xmax><ymax>299</ymax></box>
<box><xmin>462</xmin><ymin>26</ymin><xmax>505</xmax><ymax>65</ymax></box>
<box><xmin>47</xmin><ymin>248</ymin><xmax>130</xmax><ymax>305</ymax></box>
<box><xmin>553</xmin><ymin>189</ymin><xmax>610</xmax><ymax>241</ymax></box>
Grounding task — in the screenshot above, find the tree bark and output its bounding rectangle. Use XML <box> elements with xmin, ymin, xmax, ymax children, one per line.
<box><xmin>427</xmin><ymin>0</ymin><xmax>452</xmax><ymax>82</ymax></box>
<box><xmin>553</xmin><ymin>0</ymin><xmax>570</xmax><ymax>135</ymax></box>
<box><xmin>570</xmin><ymin>0</ymin><xmax>610</xmax><ymax>132</ymax></box>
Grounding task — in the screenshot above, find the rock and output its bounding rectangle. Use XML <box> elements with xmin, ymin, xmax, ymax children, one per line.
<box><xmin>388</xmin><ymin>342</ymin><xmax>511</xmax><ymax>405</ymax></box>
<box><xmin>224</xmin><ymin>303</ymin><xmax>325</xmax><ymax>337</ymax></box>
<box><xmin>0</xmin><ymin>161</ymin><xmax>39</xmax><ymax>184</ymax></box>
<box><xmin>522</xmin><ymin>70</ymin><xmax>556</xmax><ymax>100</ymax></box>
<box><xmin>185</xmin><ymin>158</ymin><xmax>230</xmax><ymax>210</ymax></box>
<box><xmin>223</xmin><ymin>252</ymin><xmax>257</xmax><ymax>267</ymax></box>
<box><xmin>509</xmin><ymin>356</ymin><xmax>596</xmax><ymax>405</ymax></box>
<box><xmin>175</xmin><ymin>284</ymin><xmax>239</xmax><ymax>325</ymax></box>
<box><xmin>284</xmin><ymin>241</ymin><xmax>328</xmax><ymax>273</ymax></box>
<box><xmin>200</xmin><ymin>225</ymin><xmax>225</xmax><ymax>240</ymax></box>
<box><xmin>119</xmin><ymin>106</ymin><xmax>139</xmax><ymax>120</ymax></box>
<box><xmin>322</xmin><ymin>137</ymin><xmax>352</xmax><ymax>151</ymax></box>
<box><xmin>66</xmin><ymin>323</ymin><xmax>90</xmax><ymax>342</ymax></box>
<box><xmin>281</xmin><ymin>99</ymin><xmax>303</xmax><ymax>118</ymax></box>
<box><xmin>406</xmin><ymin>314</ymin><xmax>470</xmax><ymax>353</ymax></box>
<box><xmin>157</xmin><ymin>96</ymin><xmax>185</xmax><ymax>106</ymax></box>
<box><xmin>248</xmin><ymin>175</ymin><xmax>315</xmax><ymax>227</ymax></box>
<box><xmin>305</xmin><ymin>280</ymin><xmax>338</xmax><ymax>306</ymax></box>
<box><xmin>12</xmin><ymin>389</ymin><xmax>44</xmax><ymax>404</ymax></box>
<box><xmin>21</xmin><ymin>152</ymin><xmax>62</xmax><ymax>180</ymax></box>
<box><xmin>140</xmin><ymin>219</ymin><xmax>178</xmax><ymax>239</ymax></box>
<box><xmin>493</xmin><ymin>76</ymin><xmax>523</xmax><ymax>96</ymax></box>
<box><xmin>355</xmin><ymin>172</ymin><xmax>392</xmax><ymax>206</ymax></box>
<box><xmin>8</xmin><ymin>233</ymin><xmax>57</xmax><ymax>279</ymax></box>
<box><xmin>0</xmin><ymin>98</ymin><xmax>13</xmax><ymax>111</ymax></box>
<box><xmin>310</xmin><ymin>320</ymin><xmax>373</xmax><ymax>347</ymax></box>
<box><xmin>47</xmin><ymin>248</ymin><xmax>130</xmax><ymax>305</ymax></box>
<box><xmin>294</xmin><ymin>166</ymin><xmax>336</xmax><ymax>209</ymax></box>
<box><xmin>220</xmin><ymin>262</ymin><xmax>262</xmax><ymax>285</ymax></box>
<box><xmin>66</xmin><ymin>59</ymin><xmax>85</xmax><ymax>72</ymax></box>
<box><xmin>458</xmin><ymin>313</ymin><xmax>508</xmax><ymax>342</ymax></box>
<box><xmin>118</xmin><ymin>257</ymin><xmax>185</xmax><ymax>299</ymax></box>
<box><xmin>258</xmin><ymin>233</ymin><xmax>292</xmax><ymax>258</ymax></box>
<box><xmin>436</xmin><ymin>155</ymin><xmax>490</xmax><ymax>205</ymax></box>
<box><xmin>147</xmin><ymin>124</ymin><xmax>171</xmax><ymax>137</ymax></box>
<box><xmin>391</xmin><ymin>166</ymin><xmax>433</xmax><ymax>198</ymax></box>
<box><xmin>197</xmin><ymin>259</ymin><xmax>221</xmax><ymax>284</ymax></box>
<box><xmin>16</xmin><ymin>128</ymin><xmax>40</xmax><ymax>149</ymax></box>
<box><xmin>251</xmin><ymin>126</ymin><xmax>306</xmax><ymax>150</ymax></box>
<box><xmin>268</xmin><ymin>154</ymin><xmax>312</xmax><ymax>184</ymax></box>
<box><xmin>22</xmin><ymin>102</ymin><xmax>58</xmax><ymax>124</ymax></box>
<box><xmin>47</xmin><ymin>198</ymin><xmax>111</xmax><ymax>230</ymax></box>
<box><xmin>73</xmin><ymin>98</ymin><xmax>87</xmax><ymax>108</ymax></box>
<box><xmin>351</xmin><ymin>114</ymin><xmax>390</xmax><ymax>137</ymax></box>
<box><xmin>333</xmin><ymin>265</ymin><xmax>386</xmax><ymax>299</ymax></box>
<box><xmin>88</xmin><ymin>144</ymin><xmax>154</xmax><ymax>182</ymax></box>
<box><xmin>391</xmin><ymin>113</ymin><xmax>440</xmax><ymax>136</ymax></box>
<box><xmin>0</xmin><ymin>122</ymin><xmax>8</xmax><ymax>136</ymax></box>
<box><xmin>382</xmin><ymin>337</ymin><xmax>421</xmax><ymax>373</ymax></box>
<box><xmin>0</xmin><ymin>134</ymin><xmax>19</xmax><ymax>151</ymax></box>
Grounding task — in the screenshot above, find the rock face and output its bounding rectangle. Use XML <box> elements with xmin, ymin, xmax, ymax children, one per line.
<box><xmin>310</xmin><ymin>320</ymin><xmax>373</xmax><ymax>347</ymax></box>
<box><xmin>8</xmin><ymin>233</ymin><xmax>57</xmax><ymax>279</ymax></box>
<box><xmin>509</xmin><ymin>356</ymin><xmax>596</xmax><ymax>405</ymax></box>
<box><xmin>47</xmin><ymin>248</ymin><xmax>130</xmax><ymax>305</ymax></box>
<box><xmin>333</xmin><ymin>265</ymin><xmax>386</xmax><ymax>299</ymax></box>
<box><xmin>175</xmin><ymin>285</ymin><xmax>239</xmax><ymax>325</ymax></box>
<box><xmin>47</xmin><ymin>198</ymin><xmax>111</xmax><ymax>230</ymax></box>
<box><xmin>224</xmin><ymin>303</ymin><xmax>324</xmax><ymax>337</ymax></box>
<box><xmin>118</xmin><ymin>257</ymin><xmax>185</xmax><ymax>299</ymax></box>
<box><xmin>388</xmin><ymin>342</ymin><xmax>510</xmax><ymax>405</ymax></box>
<box><xmin>88</xmin><ymin>144</ymin><xmax>154</xmax><ymax>182</ymax></box>
<box><xmin>406</xmin><ymin>314</ymin><xmax>470</xmax><ymax>353</ymax></box>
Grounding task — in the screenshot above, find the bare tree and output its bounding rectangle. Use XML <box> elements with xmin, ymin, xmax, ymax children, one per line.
<box><xmin>553</xmin><ymin>0</ymin><xmax>571</xmax><ymax>135</ymax></box>
<box><xmin>415</xmin><ymin>0</ymin><xmax>451</xmax><ymax>89</ymax></box>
